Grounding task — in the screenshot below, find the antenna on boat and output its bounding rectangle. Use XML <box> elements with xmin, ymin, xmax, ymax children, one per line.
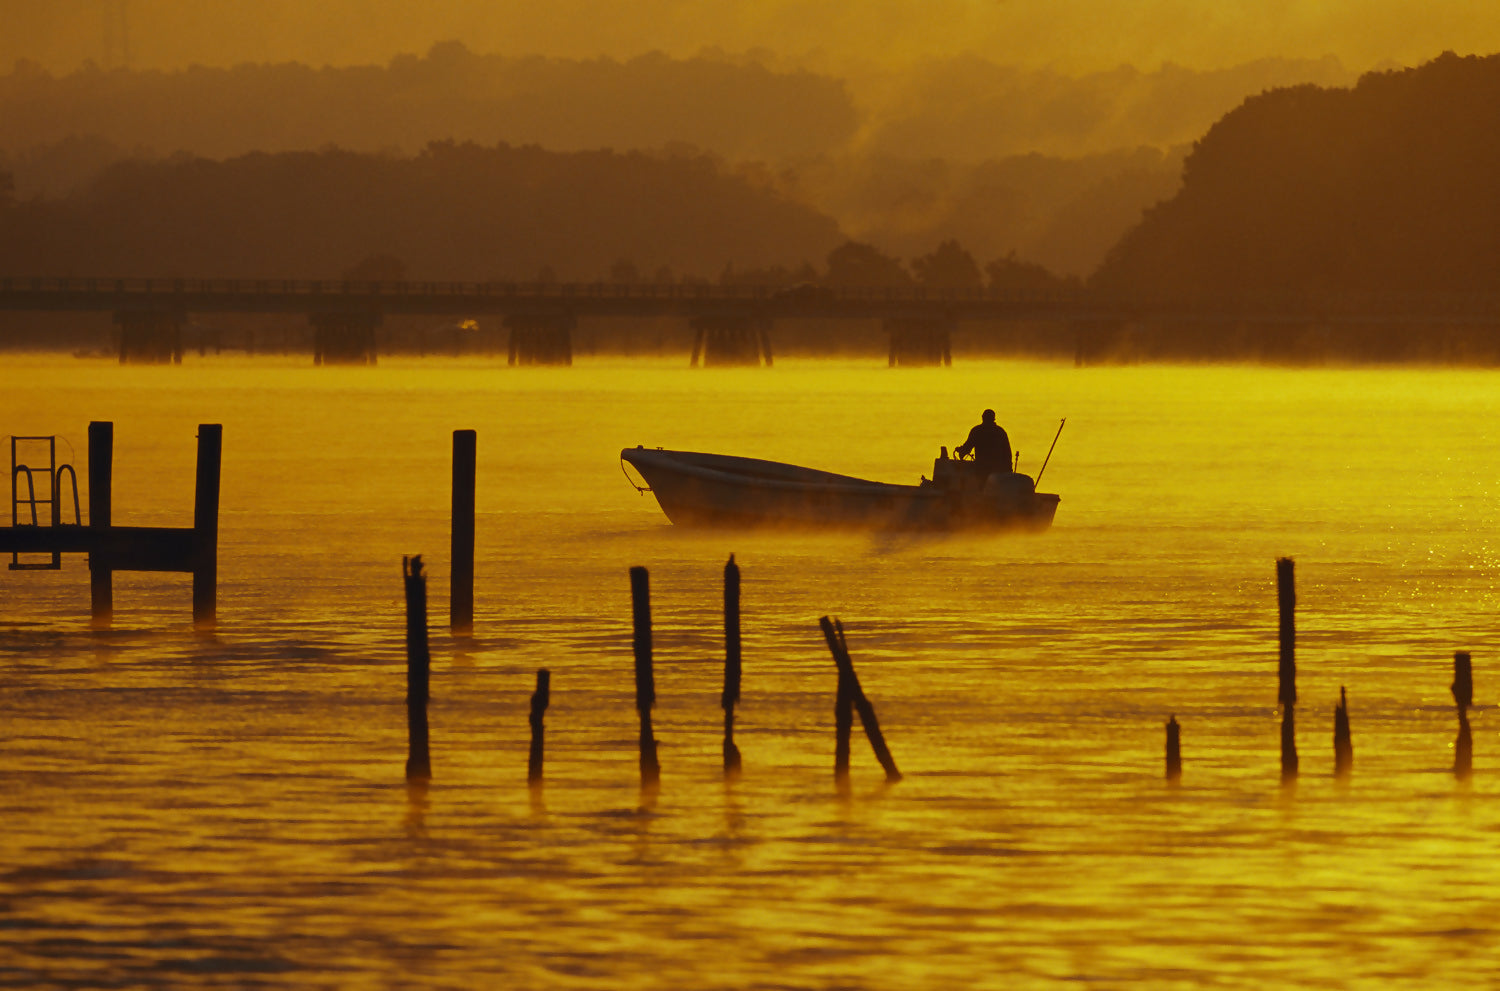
<box><xmin>1034</xmin><ymin>418</ymin><xmax>1066</xmax><ymax>486</ymax></box>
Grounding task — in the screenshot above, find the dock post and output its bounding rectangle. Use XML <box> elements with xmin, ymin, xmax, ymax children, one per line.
<box><xmin>404</xmin><ymin>555</ymin><xmax>432</xmax><ymax>781</ymax></box>
<box><xmin>192</xmin><ymin>424</ymin><xmax>222</xmax><ymax>630</ymax></box>
<box><xmin>528</xmin><ymin>668</ymin><xmax>550</xmax><ymax>787</ymax></box>
<box><xmin>1454</xmin><ymin>651</ymin><xmax>1473</xmax><ymax>779</ymax></box>
<box><xmin>1277</xmin><ymin>557</ymin><xmax>1298</xmax><ymax>779</ymax></box>
<box><xmin>87</xmin><ymin>421</ymin><xmax>114</xmax><ymax>629</ymax></box>
<box><xmin>722</xmin><ymin>554</ymin><xmax>743</xmax><ymax>778</ymax></box>
<box><xmin>1453</xmin><ymin>651</ymin><xmax>1474</xmax><ymax>710</ymax></box>
<box><xmin>1165</xmin><ymin>715</ymin><xmax>1182</xmax><ymax>780</ymax></box>
<box><xmin>630</xmin><ymin>566</ymin><xmax>660</xmax><ymax>789</ymax></box>
<box><xmin>450</xmin><ymin>429</ymin><xmax>476</xmax><ymax>635</ymax></box>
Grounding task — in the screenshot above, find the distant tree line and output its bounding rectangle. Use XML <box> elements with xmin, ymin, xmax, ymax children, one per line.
<box><xmin>0</xmin><ymin>141</ymin><xmax>844</xmax><ymax>280</ymax></box>
<box><xmin>1094</xmin><ymin>52</ymin><xmax>1500</xmax><ymax>295</ymax></box>
<box><xmin>0</xmin><ymin>139</ymin><xmax>1076</xmax><ymax>292</ymax></box>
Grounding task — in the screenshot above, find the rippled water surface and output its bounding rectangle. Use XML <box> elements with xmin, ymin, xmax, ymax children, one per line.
<box><xmin>4</xmin><ymin>354</ymin><xmax>1500</xmax><ymax>988</ymax></box>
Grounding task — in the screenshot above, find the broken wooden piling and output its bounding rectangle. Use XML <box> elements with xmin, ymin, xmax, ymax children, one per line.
<box><xmin>1333</xmin><ymin>686</ymin><xmax>1352</xmax><ymax>777</ymax></box>
<box><xmin>1165</xmin><ymin>715</ymin><xmax>1181</xmax><ymax>780</ymax></box>
<box><xmin>834</xmin><ymin>673</ymin><xmax>854</xmax><ymax>788</ymax></box>
<box><xmin>722</xmin><ymin>554</ymin><xmax>743</xmax><ymax>778</ymax></box>
<box><xmin>450</xmin><ymin>429</ymin><xmax>476</xmax><ymax>635</ymax></box>
<box><xmin>819</xmin><ymin>616</ymin><xmax>901</xmax><ymax>783</ymax></box>
<box><xmin>1453</xmin><ymin>651</ymin><xmax>1473</xmax><ymax>779</ymax></box>
<box><xmin>1277</xmin><ymin>557</ymin><xmax>1298</xmax><ymax>779</ymax></box>
<box><xmin>529</xmin><ymin>668</ymin><xmax>550</xmax><ymax>787</ymax></box>
<box><xmin>630</xmin><ymin>566</ymin><xmax>660</xmax><ymax>788</ymax></box>
<box><xmin>404</xmin><ymin>555</ymin><xmax>432</xmax><ymax>782</ymax></box>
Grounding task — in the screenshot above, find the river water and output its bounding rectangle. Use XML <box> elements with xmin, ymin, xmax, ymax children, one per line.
<box><xmin>2</xmin><ymin>353</ymin><xmax>1499</xmax><ymax>988</ymax></box>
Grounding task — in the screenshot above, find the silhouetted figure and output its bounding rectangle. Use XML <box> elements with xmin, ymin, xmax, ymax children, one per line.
<box><xmin>955</xmin><ymin>409</ymin><xmax>1012</xmax><ymax>476</ymax></box>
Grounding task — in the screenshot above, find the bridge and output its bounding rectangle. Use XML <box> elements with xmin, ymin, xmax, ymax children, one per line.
<box><xmin>4</xmin><ymin>277</ymin><xmax>1500</xmax><ymax>365</ymax></box>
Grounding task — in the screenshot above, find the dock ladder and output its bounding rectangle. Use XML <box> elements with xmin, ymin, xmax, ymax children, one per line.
<box><xmin>10</xmin><ymin>435</ymin><xmax>81</xmax><ymax>570</ymax></box>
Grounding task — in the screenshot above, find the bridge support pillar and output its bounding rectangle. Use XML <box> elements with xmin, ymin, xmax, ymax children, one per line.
<box><xmin>1072</xmin><ymin>319</ymin><xmax>1127</xmax><ymax>366</ymax></box>
<box><xmin>506</xmin><ymin>312</ymin><xmax>574</xmax><ymax>365</ymax></box>
<box><xmin>311</xmin><ymin>312</ymin><xmax>380</xmax><ymax>365</ymax></box>
<box><xmin>690</xmin><ymin>314</ymin><xmax>772</xmax><ymax>367</ymax></box>
<box><xmin>115</xmin><ymin>310</ymin><xmax>184</xmax><ymax>364</ymax></box>
<box><xmin>886</xmin><ymin>318</ymin><xmax>952</xmax><ymax>367</ymax></box>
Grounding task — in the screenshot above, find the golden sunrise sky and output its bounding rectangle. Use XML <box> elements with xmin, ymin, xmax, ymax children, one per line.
<box><xmin>4</xmin><ymin>0</ymin><xmax>1499</xmax><ymax>74</ymax></box>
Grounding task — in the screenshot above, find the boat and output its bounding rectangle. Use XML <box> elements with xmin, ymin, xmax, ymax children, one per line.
<box><xmin>620</xmin><ymin>446</ymin><xmax>1060</xmax><ymax>530</ymax></box>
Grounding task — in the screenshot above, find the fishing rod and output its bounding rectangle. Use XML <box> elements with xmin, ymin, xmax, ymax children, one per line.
<box><xmin>1034</xmin><ymin>417</ymin><xmax>1066</xmax><ymax>486</ymax></box>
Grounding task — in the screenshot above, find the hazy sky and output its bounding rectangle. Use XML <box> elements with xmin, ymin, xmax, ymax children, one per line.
<box><xmin>4</xmin><ymin>0</ymin><xmax>1499</xmax><ymax>74</ymax></box>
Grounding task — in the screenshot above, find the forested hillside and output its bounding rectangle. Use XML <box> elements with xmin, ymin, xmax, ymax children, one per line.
<box><xmin>1093</xmin><ymin>52</ymin><xmax>1500</xmax><ymax>294</ymax></box>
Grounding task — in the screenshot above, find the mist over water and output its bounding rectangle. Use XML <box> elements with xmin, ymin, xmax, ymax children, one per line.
<box><xmin>3</xmin><ymin>354</ymin><xmax>1500</xmax><ymax>987</ymax></box>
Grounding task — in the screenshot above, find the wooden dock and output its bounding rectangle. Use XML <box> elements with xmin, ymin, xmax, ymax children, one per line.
<box><xmin>0</xmin><ymin>421</ymin><xmax>220</xmax><ymax>628</ymax></box>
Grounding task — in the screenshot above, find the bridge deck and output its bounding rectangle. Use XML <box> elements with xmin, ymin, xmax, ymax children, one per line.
<box><xmin>5</xmin><ymin>276</ymin><xmax>1500</xmax><ymax>322</ymax></box>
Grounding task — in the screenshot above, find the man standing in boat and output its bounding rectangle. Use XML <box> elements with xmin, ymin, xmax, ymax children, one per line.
<box><xmin>956</xmin><ymin>409</ymin><xmax>1012</xmax><ymax>476</ymax></box>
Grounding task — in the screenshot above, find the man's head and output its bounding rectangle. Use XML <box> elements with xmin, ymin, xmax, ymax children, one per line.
<box><xmin>981</xmin><ymin>409</ymin><xmax>996</xmax><ymax>423</ymax></box>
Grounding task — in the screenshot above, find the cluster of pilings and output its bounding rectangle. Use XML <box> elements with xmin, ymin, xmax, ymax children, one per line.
<box><xmin>506</xmin><ymin>313</ymin><xmax>574</xmax><ymax>365</ymax></box>
<box><xmin>115</xmin><ymin>310</ymin><xmax>185</xmax><ymax>363</ymax></box>
<box><xmin>690</xmin><ymin>315</ymin><xmax>773</xmax><ymax>367</ymax></box>
<box><xmin>400</xmin><ymin>551</ymin><xmax>899</xmax><ymax>795</ymax></box>
<box><xmin>887</xmin><ymin>318</ymin><xmax>953</xmax><ymax>367</ymax></box>
<box><xmin>311</xmin><ymin>312</ymin><xmax>380</xmax><ymax>365</ymax></box>
<box><xmin>1166</xmin><ymin>556</ymin><xmax>1480</xmax><ymax>783</ymax></box>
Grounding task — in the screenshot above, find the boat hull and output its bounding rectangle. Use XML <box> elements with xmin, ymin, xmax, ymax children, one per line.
<box><xmin>621</xmin><ymin>448</ymin><xmax>1059</xmax><ymax>531</ymax></box>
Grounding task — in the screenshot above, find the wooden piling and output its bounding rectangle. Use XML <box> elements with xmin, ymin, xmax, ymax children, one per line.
<box><xmin>1276</xmin><ymin>557</ymin><xmax>1297</xmax><ymax>707</ymax></box>
<box><xmin>1454</xmin><ymin>651</ymin><xmax>1473</xmax><ymax>779</ymax></box>
<box><xmin>835</xmin><ymin>673</ymin><xmax>853</xmax><ymax>787</ymax></box>
<box><xmin>1280</xmin><ymin>705</ymin><xmax>1298</xmax><ymax>780</ymax></box>
<box><xmin>1333</xmin><ymin>686</ymin><xmax>1352</xmax><ymax>777</ymax></box>
<box><xmin>450</xmin><ymin>429</ymin><xmax>476</xmax><ymax>635</ymax></box>
<box><xmin>528</xmin><ymin>668</ymin><xmax>550</xmax><ymax>786</ymax></box>
<box><xmin>1452</xmin><ymin>651</ymin><xmax>1473</xmax><ymax>709</ymax></box>
<box><xmin>1277</xmin><ymin>557</ymin><xmax>1298</xmax><ymax>779</ymax></box>
<box><xmin>722</xmin><ymin>555</ymin><xmax>743</xmax><ymax>778</ymax></box>
<box><xmin>404</xmin><ymin>555</ymin><xmax>432</xmax><ymax>782</ymax></box>
<box><xmin>87</xmin><ymin>421</ymin><xmax>113</xmax><ymax>629</ymax></box>
<box><xmin>629</xmin><ymin>566</ymin><xmax>660</xmax><ymax>788</ymax></box>
<box><xmin>1165</xmin><ymin>715</ymin><xmax>1181</xmax><ymax>780</ymax></box>
<box><xmin>191</xmin><ymin>424</ymin><xmax>221</xmax><ymax>630</ymax></box>
<box><xmin>819</xmin><ymin>616</ymin><xmax>901</xmax><ymax>783</ymax></box>
<box><xmin>1456</xmin><ymin>711</ymin><xmax>1473</xmax><ymax>780</ymax></box>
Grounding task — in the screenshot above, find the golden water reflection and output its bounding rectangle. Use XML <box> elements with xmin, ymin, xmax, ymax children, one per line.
<box><xmin>2</xmin><ymin>355</ymin><xmax>1499</xmax><ymax>987</ymax></box>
